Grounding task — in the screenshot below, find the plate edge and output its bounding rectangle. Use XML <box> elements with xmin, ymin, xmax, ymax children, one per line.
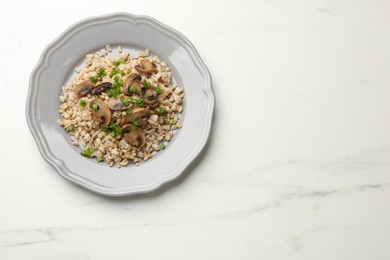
<box><xmin>25</xmin><ymin>12</ymin><xmax>215</xmax><ymax>196</ymax></box>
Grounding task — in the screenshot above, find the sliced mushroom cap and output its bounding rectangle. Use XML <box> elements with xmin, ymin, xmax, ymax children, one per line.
<box><xmin>122</xmin><ymin>126</ymin><xmax>146</xmax><ymax>148</ymax></box>
<box><xmin>89</xmin><ymin>99</ymin><xmax>111</xmax><ymax>126</ymax></box>
<box><xmin>91</xmin><ymin>82</ymin><xmax>112</xmax><ymax>95</ymax></box>
<box><xmin>120</xmin><ymin>107</ymin><xmax>151</xmax><ymax>126</ymax></box>
<box><xmin>143</xmin><ymin>88</ymin><xmax>160</xmax><ymax>107</ymax></box>
<box><xmin>73</xmin><ymin>80</ymin><xmax>93</xmax><ymax>99</ymax></box>
<box><xmin>108</xmin><ymin>98</ymin><xmax>129</xmax><ymax>111</ymax></box>
<box><xmin>123</xmin><ymin>73</ymin><xmax>142</xmax><ymax>96</ymax></box>
<box><xmin>135</xmin><ymin>59</ymin><xmax>157</xmax><ymax>74</ymax></box>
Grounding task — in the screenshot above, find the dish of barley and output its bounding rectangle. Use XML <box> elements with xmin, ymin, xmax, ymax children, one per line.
<box><xmin>58</xmin><ymin>46</ymin><xmax>184</xmax><ymax>168</ymax></box>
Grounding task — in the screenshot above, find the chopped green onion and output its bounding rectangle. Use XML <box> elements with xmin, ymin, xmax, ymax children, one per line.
<box><xmin>79</xmin><ymin>99</ymin><xmax>86</xmax><ymax>107</ymax></box>
<box><xmin>92</xmin><ymin>104</ymin><xmax>99</xmax><ymax>110</ymax></box>
<box><xmin>159</xmin><ymin>106</ymin><xmax>166</xmax><ymax>116</ymax></box>
<box><xmin>127</xmin><ymin>69</ymin><xmax>132</xmax><ymax>74</ymax></box>
<box><xmin>108</xmin><ymin>87</ymin><xmax>121</xmax><ymax>97</ymax></box>
<box><xmin>160</xmin><ymin>143</ymin><xmax>166</xmax><ymax>150</ymax></box>
<box><xmin>125</xmin><ymin>108</ymin><xmax>133</xmax><ymax>115</ymax></box>
<box><xmin>142</xmin><ymin>80</ymin><xmax>151</xmax><ymax>88</ymax></box>
<box><xmin>146</xmin><ymin>92</ymin><xmax>152</xmax><ymax>97</ymax></box>
<box><xmin>119</xmin><ymin>70</ymin><xmax>125</xmax><ymax>76</ymax></box>
<box><xmin>108</xmin><ymin>77</ymin><xmax>123</xmax><ymax>97</ymax></box>
<box><xmin>81</xmin><ymin>147</ymin><xmax>95</xmax><ymax>158</ymax></box>
<box><xmin>97</xmin><ymin>156</ymin><xmax>104</xmax><ymax>162</ymax></box>
<box><xmin>134</xmin><ymin>97</ymin><xmax>144</xmax><ymax>107</ymax></box>
<box><xmin>110</xmin><ymin>67</ymin><xmax>118</xmax><ymax>76</ymax></box>
<box><xmin>163</xmin><ymin>119</ymin><xmax>169</xmax><ymax>125</ymax></box>
<box><xmin>131</xmin><ymin>117</ymin><xmax>141</xmax><ymax>130</ymax></box>
<box><xmin>101</xmin><ymin>123</ymin><xmax>122</xmax><ymax>137</ymax></box>
<box><xmin>170</xmin><ymin>119</ymin><xmax>177</xmax><ymax>125</ymax></box>
<box><xmin>121</xmin><ymin>97</ymin><xmax>144</xmax><ymax>107</ymax></box>
<box><xmin>121</xmin><ymin>98</ymin><xmax>132</xmax><ymax>107</ymax></box>
<box><xmin>89</xmin><ymin>75</ymin><xmax>98</xmax><ymax>83</ymax></box>
<box><xmin>96</xmin><ymin>68</ymin><xmax>106</xmax><ymax>77</ymax></box>
<box><xmin>156</xmin><ymin>85</ymin><xmax>162</xmax><ymax>94</ymax></box>
<box><xmin>113</xmin><ymin>58</ymin><xmax>126</xmax><ymax>66</ymax></box>
<box><xmin>130</xmin><ymin>85</ymin><xmax>137</xmax><ymax>93</ymax></box>
<box><xmin>66</xmin><ymin>125</ymin><xmax>75</xmax><ymax>132</ymax></box>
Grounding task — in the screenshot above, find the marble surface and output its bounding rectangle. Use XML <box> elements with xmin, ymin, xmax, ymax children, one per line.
<box><xmin>1</xmin><ymin>0</ymin><xmax>390</xmax><ymax>259</ymax></box>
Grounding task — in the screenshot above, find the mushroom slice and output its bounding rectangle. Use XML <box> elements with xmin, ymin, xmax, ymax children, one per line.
<box><xmin>123</xmin><ymin>73</ymin><xmax>142</xmax><ymax>96</ymax></box>
<box><xmin>89</xmin><ymin>99</ymin><xmax>111</xmax><ymax>126</ymax></box>
<box><xmin>91</xmin><ymin>82</ymin><xmax>112</xmax><ymax>95</ymax></box>
<box><xmin>122</xmin><ymin>126</ymin><xmax>146</xmax><ymax>148</ymax></box>
<box><xmin>73</xmin><ymin>80</ymin><xmax>93</xmax><ymax>99</ymax></box>
<box><xmin>108</xmin><ymin>98</ymin><xmax>129</xmax><ymax>111</ymax></box>
<box><xmin>135</xmin><ymin>59</ymin><xmax>157</xmax><ymax>74</ymax></box>
<box><xmin>120</xmin><ymin>107</ymin><xmax>151</xmax><ymax>126</ymax></box>
<box><xmin>143</xmin><ymin>88</ymin><xmax>160</xmax><ymax>107</ymax></box>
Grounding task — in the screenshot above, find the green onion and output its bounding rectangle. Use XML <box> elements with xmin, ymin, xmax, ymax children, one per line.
<box><xmin>146</xmin><ymin>92</ymin><xmax>152</xmax><ymax>97</ymax></box>
<box><xmin>96</xmin><ymin>68</ymin><xmax>106</xmax><ymax>77</ymax></box>
<box><xmin>170</xmin><ymin>119</ymin><xmax>177</xmax><ymax>125</ymax></box>
<box><xmin>119</xmin><ymin>70</ymin><xmax>125</xmax><ymax>76</ymax></box>
<box><xmin>89</xmin><ymin>75</ymin><xmax>98</xmax><ymax>83</ymax></box>
<box><xmin>142</xmin><ymin>80</ymin><xmax>150</xmax><ymax>88</ymax></box>
<box><xmin>127</xmin><ymin>69</ymin><xmax>132</xmax><ymax>74</ymax></box>
<box><xmin>134</xmin><ymin>97</ymin><xmax>144</xmax><ymax>107</ymax></box>
<box><xmin>101</xmin><ymin>123</ymin><xmax>122</xmax><ymax>137</ymax></box>
<box><xmin>156</xmin><ymin>85</ymin><xmax>162</xmax><ymax>94</ymax></box>
<box><xmin>92</xmin><ymin>104</ymin><xmax>99</xmax><ymax>110</ymax></box>
<box><xmin>121</xmin><ymin>97</ymin><xmax>144</xmax><ymax>107</ymax></box>
<box><xmin>97</xmin><ymin>156</ymin><xmax>104</xmax><ymax>162</ymax></box>
<box><xmin>108</xmin><ymin>87</ymin><xmax>121</xmax><ymax>97</ymax></box>
<box><xmin>163</xmin><ymin>119</ymin><xmax>169</xmax><ymax>125</ymax></box>
<box><xmin>160</xmin><ymin>143</ymin><xmax>166</xmax><ymax>150</ymax></box>
<box><xmin>113</xmin><ymin>58</ymin><xmax>126</xmax><ymax>66</ymax></box>
<box><xmin>130</xmin><ymin>85</ymin><xmax>137</xmax><ymax>93</ymax></box>
<box><xmin>110</xmin><ymin>67</ymin><xmax>118</xmax><ymax>76</ymax></box>
<box><xmin>121</xmin><ymin>98</ymin><xmax>132</xmax><ymax>107</ymax></box>
<box><xmin>66</xmin><ymin>125</ymin><xmax>75</xmax><ymax>132</ymax></box>
<box><xmin>81</xmin><ymin>147</ymin><xmax>95</xmax><ymax>158</ymax></box>
<box><xmin>159</xmin><ymin>106</ymin><xmax>166</xmax><ymax>116</ymax></box>
<box><xmin>125</xmin><ymin>108</ymin><xmax>133</xmax><ymax>115</ymax></box>
<box><xmin>131</xmin><ymin>117</ymin><xmax>141</xmax><ymax>130</ymax></box>
<box><xmin>108</xmin><ymin>77</ymin><xmax>123</xmax><ymax>97</ymax></box>
<box><xmin>79</xmin><ymin>99</ymin><xmax>86</xmax><ymax>107</ymax></box>
<box><xmin>101</xmin><ymin>124</ymin><xmax>111</xmax><ymax>133</ymax></box>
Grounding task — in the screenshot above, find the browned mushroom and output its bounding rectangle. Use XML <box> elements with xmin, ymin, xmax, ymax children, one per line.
<box><xmin>91</xmin><ymin>82</ymin><xmax>112</xmax><ymax>95</ymax></box>
<box><xmin>89</xmin><ymin>99</ymin><xmax>111</xmax><ymax>126</ymax></box>
<box><xmin>135</xmin><ymin>59</ymin><xmax>157</xmax><ymax>74</ymax></box>
<box><xmin>73</xmin><ymin>80</ymin><xmax>93</xmax><ymax>99</ymax></box>
<box><xmin>123</xmin><ymin>73</ymin><xmax>142</xmax><ymax>96</ymax></box>
<box><xmin>122</xmin><ymin>125</ymin><xmax>146</xmax><ymax>148</ymax></box>
<box><xmin>120</xmin><ymin>107</ymin><xmax>151</xmax><ymax>126</ymax></box>
<box><xmin>108</xmin><ymin>98</ymin><xmax>129</xmax><ymax>111</ymax></box>
<box><xmin>143</xmin><ymin>88</ymin><xmax>160</xmax><ymax>107</ymax></box>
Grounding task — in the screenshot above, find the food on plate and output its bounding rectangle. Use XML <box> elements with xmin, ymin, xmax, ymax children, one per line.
<box><xmin>58</xmin><ymin>46</ymin><xmax>184</xmax><ymax>167</ymax></box>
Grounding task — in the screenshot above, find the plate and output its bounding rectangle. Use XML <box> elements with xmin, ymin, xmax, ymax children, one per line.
<box><xmin>26</xmin><ymin>13</ymin><xmax>214</xmax><ymax>196</ymax></box>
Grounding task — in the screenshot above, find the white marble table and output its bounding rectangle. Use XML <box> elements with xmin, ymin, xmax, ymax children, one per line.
<box><xmin>1</xmin><ymin>0</ymin><xmax>390</xmax><ymax>259</ymax></box>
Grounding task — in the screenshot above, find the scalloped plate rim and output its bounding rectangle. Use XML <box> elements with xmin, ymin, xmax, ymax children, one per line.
<box><xmin>25</xmin><ymin>12</ymin><xmax>215</xmax><ymax>196</ymax></box>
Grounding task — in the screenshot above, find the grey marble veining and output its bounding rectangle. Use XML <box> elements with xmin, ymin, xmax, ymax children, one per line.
<box><xmin>1</xmin><ymin>0</ymin><xmax>390</xmax><ymax>259</ymax></box>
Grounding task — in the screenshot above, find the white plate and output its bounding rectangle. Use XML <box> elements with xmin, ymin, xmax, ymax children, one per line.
<box><xmin>26</xmin><ymin>13</ymin><xmax>214</xmax><ymax>196</ymax></box>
